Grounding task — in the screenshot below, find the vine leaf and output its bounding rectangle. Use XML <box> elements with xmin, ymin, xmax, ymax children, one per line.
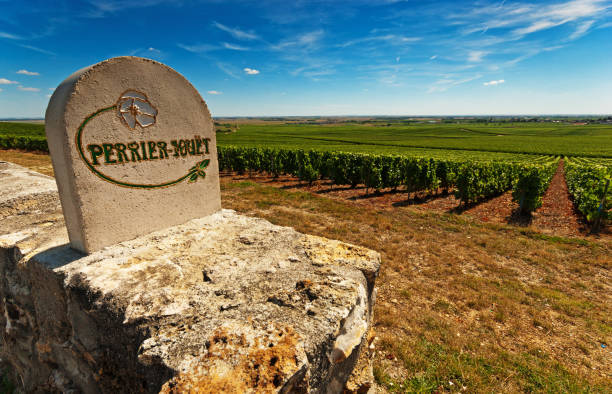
<box><xmin>187</xmin><ymin>159</ymin><xmax>210</xmax><ymax>183</ymax></box>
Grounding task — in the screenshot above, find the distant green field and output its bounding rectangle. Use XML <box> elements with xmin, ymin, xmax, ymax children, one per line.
<box><xmin>0</xmin><ymin>121</ymin><xmax>47</xmax><ymax>137</ymax></box>
<box><xmin>2</xmin><ymin>120</ymin><xmax>612</xmax><ymax>158</ymax></box>
<box><xmin>216</xmin><ymin>122</ymin><xmax>612</xmax><ymax>158</ymax></box>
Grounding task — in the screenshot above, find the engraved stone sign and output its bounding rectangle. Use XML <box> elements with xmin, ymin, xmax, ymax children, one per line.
<box><xmin>45</xmin><ymin>57</ymin><xmax>221</xmax><ymax>253</ymax></box>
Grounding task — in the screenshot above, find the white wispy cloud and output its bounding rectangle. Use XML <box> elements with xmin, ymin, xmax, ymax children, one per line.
<box><xmin>569</xmin><ymin>19</ymin><xmax>595</xmax><ymax>40</ymax></box>
<box><xmin>213</xmin><ymin>21</ymin><xmax>258</xmax><ymax>40</ymax></box>
<box><xmin>273</xmin><ymin>30</ymin><xmax>324</xmax><ymax>50</ymax></box>
<box><xmin>0</xmin><ymin>78</ymin><xmax>17</xmax><ymax>84</ymax></box>
<box><xmin>85</xmin><ymin>0</ymin><xmax>169</xmax><ymax>17</ymax></box>
<box><xmin>207</xmin><ymin>90</ymin><xmax>222</xmax><ymax>95</ymax></box>
<box><xmin>468</xmin><ymin>50</ymin><xmax>487</xmax><ymax>62</ymax></box>
<box><xmin>0</xmin><ymin>31</ymin><xmax>21</xmax><ymax>40</ymax></box>
<box><xmin>504</xmin><ymin>45</ymin><xmax>563</xmax><ymax>66</ymax></box>
<box><xmin>303</xmin><ymin>69</ymin><xmax>335</xmax><ymax>79</ymax></box>
<box><xmin>440</xmin><ymin>0</ymin><xmax>608</xmax><ymax>71</ymax></box>
<box><xmin>179</xmin><ymin>42</ymin><xmax>249</xmax><ymax>53</ymax></box>
<box><xmin>177</xmin><ymin>43</ymin><xmax>217</xmax><ymax>53</ymax></box>
<box><xmin>428</xmin><ymin>74</ymin><xmax>482</xmax><ymax>93</ymax></box>
<box><xmin>456</xmin><ymin>0</ymin><xmax>607</xmax><ymax>38</ymax></box>
<box><xmin>338</xmin><ymin>34</ymin><xmax>421</xmax><ymax>48</ymax></box>
<box><xmin>0</xmin><ymin>88</ymin><xmax>3</xmax><ymax>93</ymax></box>
<box><xmin>18</xmin><ymin>86</ymin><xmax>40</xmax><ymax>92</ymax></box>
<box><xmin>223</xmin><ymin>42</ymin><xmax>249</xmax><ymax>51</ymax></box>
<box><xmin>483</xmin><ymin>79</ymin><xmax>505</xmax><ymax>86</ymax></box>
<box><xmin>16</xmin><ymin>69</ymin><xmax>39</xmax><ymax>76</ymax></box>
<box><xmin>290</xmin><ymin>62</ymin><xmax>337</xmax><ymax>79</ymax></box>
<box><xmin>244</xmin><ymin>67</ymin><xmax>260</xmax><ymax>75</ymax></box>
<box><xmin>18</xmin><ymin>44</ymin><xmax>56</xmax><ymax>55</ymax></box>
<box><xmin>217</xmin><ymin>62</ymin><xmax>240</xmax><ymax>79</ymax></box>
<box><xmin>430</xmin><ymin>55</ymin><xmax>438</xmax><ymax>60</ymax></box>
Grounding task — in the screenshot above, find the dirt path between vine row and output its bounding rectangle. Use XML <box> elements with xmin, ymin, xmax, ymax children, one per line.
<box><xmin>219</xmin><ymin>160</ymin><xmax>609</xmax><ymax>239</ymax></box>
<box><xmin>434</xmin><ymin>160</ymin><xmax>591</xmax><ymax>237</ymax></box>
<box><xmin>531</xmin><ymin>160</ymin><xmax>590</xmax><ymax>236</ymax></box>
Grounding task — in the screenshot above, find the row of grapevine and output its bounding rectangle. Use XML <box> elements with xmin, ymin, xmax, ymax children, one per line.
<box><xmin>0</xmin><ymin>135</ymin><xmax>48</xmax><ymax>152</ymax></box>
<box><xmin>565</xmin><ymin>160</ymin><xmax>611</xmax><ymax>223</ymax></box>
<box><xmin>512</xmin><ymin>162</ymin><xmax>558</xmax><ymax>213</ymax></box>
<box><xmin>218</xmin><ymin>146</ymin><xmax>558</xmax><ymax>210</ymax></box>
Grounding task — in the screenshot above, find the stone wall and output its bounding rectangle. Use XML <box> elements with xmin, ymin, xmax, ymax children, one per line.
<box><xmin>0</xmin><ymin>162</ymin><xmax>380</xmax><ymax>393</ymax></box>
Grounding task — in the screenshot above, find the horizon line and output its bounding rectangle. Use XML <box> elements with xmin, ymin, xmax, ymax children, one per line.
<box><xmin>2</xmin><ymin>114</ymin><xmax>612</xmax><ymax>121</ymax></box>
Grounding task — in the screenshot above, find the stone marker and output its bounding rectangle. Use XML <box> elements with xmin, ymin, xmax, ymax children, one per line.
<box><xmin>45</xmin><ymin>56</ymin><xmax>220</xmax><ymax>253</ymax></box>
<box><xmin>0</xmin><ymin>161</ymin><xmax>381</xmax><ymax>392</ymax></box>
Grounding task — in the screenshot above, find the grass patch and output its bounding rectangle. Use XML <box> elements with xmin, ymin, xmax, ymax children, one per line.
<box><xmin>219</xmin><ymin>178</ymin><xmax>611</xmax><ymax>393</ymax></box>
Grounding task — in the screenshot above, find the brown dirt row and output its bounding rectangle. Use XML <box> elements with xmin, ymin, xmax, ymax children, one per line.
<box><xmin>219</xmin><ymin>162</ymin><xmax>609</xmax><ymax>240</ymax></box>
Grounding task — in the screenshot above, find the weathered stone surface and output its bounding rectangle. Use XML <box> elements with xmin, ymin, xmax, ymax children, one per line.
<box><xmin>0</xmin><ymin>162</ymin><xmax>380</xmax><ymax>393</ymax></box>
<box><xmin>45</xmin><ymin>56</ymin><xmax>221</xmax><ymax>253</ymax></box>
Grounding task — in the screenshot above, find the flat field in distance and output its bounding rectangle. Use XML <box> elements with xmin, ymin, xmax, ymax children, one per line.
<box><xmin>3</xmin><ymin>119</ymin><xmax>612</xmax><ymax>158</ymax></box>
<box><xmin>0</xmin><ymin>121</ymin><xmax>47</xmax><ymax>137</ymax></box>
<box><xmin>215</xmin><ymin>120</ymin><xmax>612</xmax><ymax>158</ymax></box>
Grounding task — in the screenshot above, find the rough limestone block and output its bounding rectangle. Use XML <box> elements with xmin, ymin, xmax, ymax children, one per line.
<box><xmin>45</xmin><ymin>57</ymin><xmax>221</xmax><ymax>253</ymax></box>
<box><xmin>0</xmin><ymin>162</ymin><xmax>380</xmax><ymax>393</ymax></box>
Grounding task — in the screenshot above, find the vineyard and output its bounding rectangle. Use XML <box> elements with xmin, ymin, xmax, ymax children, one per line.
<box><xmin>1</xmin><ymin>120</ymin><xmax>611</xmax><ymax>227</ymax></box>
<box><xmin>218</xmin><ymin>147</ymin><xmax>560</xmax><ymax>212</ymax></box>
<box><xmin>0</xmin><ymin>122</ymin><xmax>47</xmax><ymax>152</ymax></box>
<box><xmin>565</xmin><ymin>157</ymin><xmax>612</xmax><ymax>227</ymax></box>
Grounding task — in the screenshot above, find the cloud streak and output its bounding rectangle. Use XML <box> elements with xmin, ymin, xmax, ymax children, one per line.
<box><xmin>483</xmin><ymin>79</ymin><xmax>505</xmax><ymax>86</ymax></box>
<box><xmin>428</xmin><ymin>74</ymin><xmax>482</xmax><ymax>93</ymax></box>
<box><xmin>569</xmin><ymin>19</ymin><xmax>595</xmax><ymax>40</ymax></box>
<box><xmin>223</xmin><ymin>42</ymin><xmax>249</xmax><ymax>51</ymax></box>
<box><xmin>18</xmin><ymin>44</ymin><xmax>56</xmax><ymax>55</ymax></box>
<box><xmin>0</xmin><ymin>31</ymin><xmax>21</xmax><ymax>40</ymax></box>
<box><xmin>244</xmin><ymin>67</ymin><xmax>260</xmax><ymax>75</ymax></box>
<box><xmin>213</xmin><ymin>21</ymin><xmax>258</xmax><ymax>40</ymax></box>
<box><xmin>468</xmin><ymin>50</ymin><xmax>487</xmax><ymax>62</ymax></box>
<box><xmin>338</xmin><ymin>34</ymin><xmax>421</xmax><ymax>48</ymax></box>
<box><xmin>272</xmin><ymin>30</ymin><xmax>324</xmax><ymax>50</ymax></box>
<box><xmin>16</xmin><ymin>69</ymin><xmax>39</xmax><ymax>76</ymax></box>
<box><xmin>178</xmin><ymin>43</ymin><xmax>217</xmax><ymax>53</ymax></box>
<box><xmin>18</xmin><ymin>86</ymin><xmax>40</xmax><ymax>92</ymax></box>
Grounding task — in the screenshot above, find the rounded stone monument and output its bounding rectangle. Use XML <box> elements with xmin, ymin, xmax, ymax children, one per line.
<box><xmin>46</xmin><ymin>57</ymin><xmax>221</xmax><ymax>253</ymax></box>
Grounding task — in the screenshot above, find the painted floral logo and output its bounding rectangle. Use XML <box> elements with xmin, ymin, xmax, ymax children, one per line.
<box><xmin>117</xmin><ymin>90</ymin><xmax>157</xmax><ymax>129</ymax></box>
<box><xmin>75</xmin><ymin>90</ymin><xmax>211</xmax><ymax>189</ymax></box>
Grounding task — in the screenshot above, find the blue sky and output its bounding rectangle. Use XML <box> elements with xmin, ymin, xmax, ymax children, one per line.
<box><xmin>1</xmin><ymin>0</ymin><xmax>611</xmax><ymax>117</ymax></box>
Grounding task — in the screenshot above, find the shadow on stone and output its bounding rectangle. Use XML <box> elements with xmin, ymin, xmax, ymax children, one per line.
<box><xmin>32</xmin><ymin>243</ymin><xmax>85</xmax><ymax>269</ymax></box>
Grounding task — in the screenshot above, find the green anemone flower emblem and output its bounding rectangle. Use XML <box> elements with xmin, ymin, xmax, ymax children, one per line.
<box><xmin>117</xmin><ymin>90</ymin><xmax>157</xmax><ymax>129</ymax></box>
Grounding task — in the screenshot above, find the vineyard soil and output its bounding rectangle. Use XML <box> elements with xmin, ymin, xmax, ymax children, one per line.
<box><xmin>216</xmin><ymin>166</ymin><xmax>609</xmax><ymax>239</ymax></box>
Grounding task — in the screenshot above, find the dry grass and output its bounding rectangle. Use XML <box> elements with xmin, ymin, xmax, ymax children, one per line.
<box><xmin>0</xmin><ymin>149</ymin><xmax>54</xmax><ymax>176</ymax></box>
<box><xmin>219</xmin><ymin>179</ymin><xmax>611</xmax><ymax>393</ymax></box>
<box><xmin>2</xmin><ymin>150</ymin><xmax>611</xmax><ymax>393</ymax></box>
